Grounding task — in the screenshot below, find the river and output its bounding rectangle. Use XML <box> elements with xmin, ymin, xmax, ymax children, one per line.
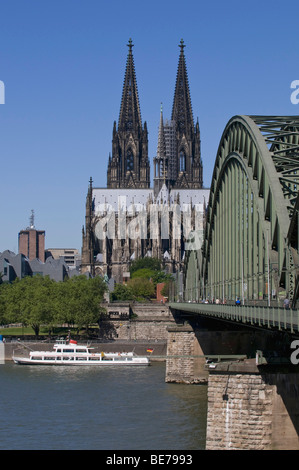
<box><xmin>0</xmin><ymin>362</ymin><xmax>207</xmax><ymax>451</ymax></box>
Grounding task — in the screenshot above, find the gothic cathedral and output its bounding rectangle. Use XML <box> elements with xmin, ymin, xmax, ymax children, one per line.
<box><xmin>82</xmin><ymin>40</ymin><xmax>209</xmax><ymax>283</ymax></box>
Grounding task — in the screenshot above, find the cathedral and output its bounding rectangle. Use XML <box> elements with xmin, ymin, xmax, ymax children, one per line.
<box><xmin>81</xmin><ymin>39</ymin><xmax>209</xmax><ymax>283</ymax></box>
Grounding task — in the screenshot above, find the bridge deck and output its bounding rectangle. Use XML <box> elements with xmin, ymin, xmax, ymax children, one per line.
<box><xmin>169</xmin><ymin>302</ymin><xmax>299</xmax><ymax>334</ymax></box>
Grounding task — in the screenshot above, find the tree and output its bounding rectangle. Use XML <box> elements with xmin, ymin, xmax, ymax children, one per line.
<box><xmin>58</xmin><ymin>276</ymin><xmax>107</xmax><ymax>335</ymax></box>
<box><xmin>0</xmin><ymin>282</ymin><xmax>10</xmax><ymax>325</ymax></box>
<box><xmin>2</xmin><ymin>274</ymin><xmax>108</xmax><ymax>337</ymax></box>
<box><xmin>4</xmin><ymin>277</ymin><xmax>30</xmax><ymax>326</ymax></box>
<box><xmin>110</xmin><ymin>283</ymin><xmax>135</xmax><ymax>301</ymax></box>
<box><xmin>130</xmin><ymin>257</ymin><xmax>161</xmax><ymax>275</ymax></box>
<box><xmin>4</xmin><ymin>275</ymin><xmax>58</xmax><ymax>336</ymax></box>
<box><xmin>131</xmin><ymin>268</ymin><xmax>156</xmax><ymax>280</ymax></box>
<box><xmin>130</xmin><ymin>262</ymin><xmax>174</xmax><ymax>296</ymax></box>
<box><xmin>127</xmin><ymin>277</ymin><xmax>155</xmax><ymax>301</ymax></box>
<box><xmin>161</xmin><ymin>279</ymin><xmax>173</xmax><ymax>299</ymax></box>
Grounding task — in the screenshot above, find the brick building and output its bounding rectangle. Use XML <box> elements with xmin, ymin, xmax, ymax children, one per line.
<box><xmin>18</xmin><ymin>211</ymin><xmax>45</xmax><ymax>262</ymax></box>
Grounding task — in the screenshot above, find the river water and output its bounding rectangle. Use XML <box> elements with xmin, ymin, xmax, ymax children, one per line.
<box><xmin>0</xmin><ymin>362</ymin><xmax>207</xmax><ymax>451</ymax></box>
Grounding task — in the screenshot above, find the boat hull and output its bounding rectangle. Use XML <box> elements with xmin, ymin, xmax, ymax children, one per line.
<box><xmin>12</xmin><ymin>340</ymin><xmax>151</xmax><ymax>366</ymax></box>
<box><xmin>13</xmin><ymin>357</ymin><xmax>150</xmax><ymax>366</ymax></box>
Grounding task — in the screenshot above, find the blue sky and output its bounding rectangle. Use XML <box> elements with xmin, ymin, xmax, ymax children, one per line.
<box><xmin>0</xmin><ymin>0</ymin><xmax>298</xmax><ymax>253</ymax></box>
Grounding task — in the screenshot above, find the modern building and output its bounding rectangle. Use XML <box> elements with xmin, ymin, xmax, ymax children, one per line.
<box><xmin>81</xmin><ymin>40</ymin><xmax>209</xmax><ymax>283</ymax></box>
<box><xmin>45</xmin><ymin>248</ymin><xmax>81</xmax><ymax>268</ymax></box>
<box><xmin>0</xmin><ymin>250</ymin><xmax>75</xmax><ymax>282</ymax></box>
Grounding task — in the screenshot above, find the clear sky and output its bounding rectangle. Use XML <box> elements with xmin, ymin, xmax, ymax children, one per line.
<box><xmin>0</xmin><ymin>0</ymin><xmax>298</xmax><ymax>253</ymax></box>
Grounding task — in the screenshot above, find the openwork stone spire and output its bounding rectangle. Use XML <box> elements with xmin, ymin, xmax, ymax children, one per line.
<box><xmin>118</xmin><ymin>38</ymin><xmax>142</xmax><ymax>134</ymax></box>
<box><xmin>171</xmin><ymin>39</ymin><xmax>194</xmax><ymax>136</ymax></box>
<box><xmin>107</xmin><ymin>39</ymin><xmax>150</xmax><ymax>189</ymax></box>
<box><xmin>168</xmin><ymin>39</ymin><xmax>203</xmax><ymax>189</ymax></box>
<box><xmin>154</xmin><ymin>103</ymin><xmax>168</xmax><ymax>194</ymax></box>
<box><xmin>157</xmin><ymin>104</ymin><xmax>167</xmax><ymax>164</ymax></box>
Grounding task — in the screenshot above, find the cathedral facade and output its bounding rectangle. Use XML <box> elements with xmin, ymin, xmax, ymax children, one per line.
<box><xmin>82</xmin><ymin>39</ymin><xmax>209</xmax><ymax>283</ymax></box>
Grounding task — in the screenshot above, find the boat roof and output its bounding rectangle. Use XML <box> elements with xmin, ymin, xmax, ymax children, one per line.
<box><xmin>54</xmin><ymin>341</ymin><xmax>93</xmax><ymax>349</ymax></box>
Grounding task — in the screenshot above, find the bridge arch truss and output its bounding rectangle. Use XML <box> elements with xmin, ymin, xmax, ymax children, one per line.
<box><xmin>185</xmin><ymin>115</ymin><xmax>299</xmax><ymax>307</ymax></box>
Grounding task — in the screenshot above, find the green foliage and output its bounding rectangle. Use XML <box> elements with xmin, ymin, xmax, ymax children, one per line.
<box><xmin>151</xmin><ymin>271</ymin><xmax>174</xmax><ymax>286</ymax></box>
<box><xmin>0</xmin><ymin>282</ymin><xmax>10</xmax><ymax>325</ymax></box>
<box><xmin>110</xmin><ymin>283</ymin><xmax>135</xmax><ymax>301</ymax></box>
<box><xmin>57</xmin><ymin>276</ymin><xmax>107</xmax><ymax>333</ymax></box>
<box><xmin>1</xmin><ymin>275</ymin><xmax>58</xmax><ymax>336</ymax></box>
<box><xmin>161</xmin><ymin>280</ymin><xmax>172</xmax><ymax>298</ymax></box>
<box><xmin>127</xmin><ymin>277</ymin><xmax>155</xmax><ymax>300</ymax></box>
<box><xmin>130</xmin><ymin>257</ymin><xmax>161</xmax><ymax>274</ymax></box>
<box><xmin>0</xmin><ymin>275</ymin><xmax>107</xmax><ymax>336</ymax></box>
<box><xmin>129</xmin><ymin>257</ymin><xmax>173</xmax><ymax>280</ymax></box>
<box><xmin>110</xmin><ymin>277</ymin><xmax>155</xmax><ymax>302</ymax></box>
<box><xmin>131</xmin><ymin>268</ymin><xmax>156</xmax><ymax>280</ymax></box>
<box><xmin>109</xmin><ymin>256</ymin><xmax>173</xmax><ymax>303</ymax></box>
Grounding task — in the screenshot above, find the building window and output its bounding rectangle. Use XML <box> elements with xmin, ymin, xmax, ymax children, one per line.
<box><xmin>127</xmin><ymin>149</ymin><xmax>134</xmax><ymax>171</ymax></box>
<box><xmin>179</xmin><ymin>151</ymin><xmax>186</xmax><ymax>172</ymax></box>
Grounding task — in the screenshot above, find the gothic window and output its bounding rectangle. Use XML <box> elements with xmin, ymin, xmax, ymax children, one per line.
<box><xmin>179</xmin><ymin>151</ymin><xmax>186</xmax><ymax>172</ymax></box>
<box><xmin>126</xmin><ymin>149</ymin><xmax>134</xmax><ymax>171</ymax></box>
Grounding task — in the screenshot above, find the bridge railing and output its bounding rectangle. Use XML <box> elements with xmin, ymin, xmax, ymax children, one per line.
<box><xmin>169</xmin><ymin>302</ymin><xmax>299</xmax><ymax>334</ymax></box>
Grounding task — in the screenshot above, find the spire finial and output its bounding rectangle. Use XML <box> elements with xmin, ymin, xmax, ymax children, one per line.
<box><xmin>179</xmin><ymin>38</ymin><xmax>186</xmax><ymax>52</ymax></box>
<box><xmin>127</xmin><ymin>38</ymin><xmax>134</xmax><ymax>51</ymax></box>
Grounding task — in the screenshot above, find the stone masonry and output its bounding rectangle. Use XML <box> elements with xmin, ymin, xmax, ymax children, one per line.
<box><xmin>104</xmin><ymin>302</ymin><xmax>175</xmax><ymax>341</ymax></box>
<box><xmin>206</xmin><ymin>361</ymin><xmax>299</xmax><ymax>450</ymax></box>
<box><xmin>165</xmin><ymin>325</ymin><xmax>208</xmax><ymax>384</ymax></box>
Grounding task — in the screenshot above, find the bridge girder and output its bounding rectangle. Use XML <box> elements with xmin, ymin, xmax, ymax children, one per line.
<box><xmin>185</xmin><ymin>115</ymin><xmax>299</xmax><ymax>306</ymax></box>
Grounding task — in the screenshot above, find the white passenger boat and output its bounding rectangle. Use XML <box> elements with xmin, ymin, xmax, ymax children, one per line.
<box><xmin>13</xmin><ymin>339</ymin><xmax>150</xmax><ymax>366</ymax></box>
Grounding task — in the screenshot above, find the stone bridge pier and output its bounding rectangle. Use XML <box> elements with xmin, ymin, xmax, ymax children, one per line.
<box><xmin>206</xmin><ymin>361</ymin><xmax>299</xmax><ymax>450</ymax></box>
<box><xmin>166</xmin><ymin>324</ymin><xmax>208</xmax><ymax>384</ymax></box>
<box><xmin>165</xmin><ymin>317</ymin><xmax>299</xmax><ymax>449</ymax></box>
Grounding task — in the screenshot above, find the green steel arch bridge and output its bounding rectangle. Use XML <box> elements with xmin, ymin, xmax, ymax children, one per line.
<box><xmin>170</xmin><ymin>115</ymin><xmax>299</xmax><ymax>336</ymax></box>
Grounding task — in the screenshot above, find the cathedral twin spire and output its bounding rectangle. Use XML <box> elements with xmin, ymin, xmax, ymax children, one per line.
<box><xmin>107</xmin><ymin>38</ymin><xmax>149</xmax><ymax>189</ymax></box>
<box><xmin>107</xmin><ymin>38</ymin><xmax>203</xmax><ymax>190</ymax></box>
<box><xmin>118</xmin><ymin>38</ymin><xmax>142</xmax><ymax>134</ymax></box>
<box><xmin>170</xmin><ymin>39</ymin><xmax>203</xmax><ymax>189</ymax></box>
<box><xmin>172</xmin><ymin>39</ymin><xmax>194</xmax><ymax>136</ymax></box>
